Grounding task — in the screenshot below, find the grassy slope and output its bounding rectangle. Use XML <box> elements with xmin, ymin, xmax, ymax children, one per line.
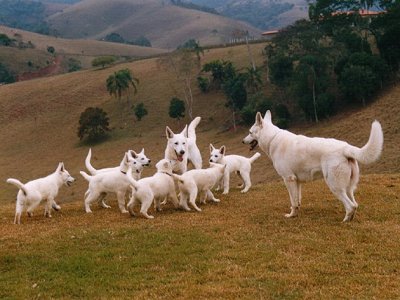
<box><xmin>46</xmin><ymin>0</ymin><xmax>261</xmax><ymax>48</ymax></box>
<box><xmin>0</xmin><ymin>41</ymin><xmax>399</xmax><ymax>298</ymax></box>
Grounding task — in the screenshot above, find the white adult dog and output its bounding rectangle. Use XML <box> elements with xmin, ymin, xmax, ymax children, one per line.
<box><xmin>242</xmin><ymin>110</ymin><xmax>384</xmax><ymax>222</ymax></box>
<box><xmin>80</xmin><ymin>153</ymin><xmax>137</xmax><ymax>213</ymax></box>
<box><xmin>165</xmin><ymin>116</ymin><xmax>202</xmax><ymax>174</ymax></box>
<box><xmin>127</xmin><ymin>159</ymin><xmax>179</xmax><ymax>219</ymax></box>
<box><xmin>85</xmin><ymin>148</ymin><xmax>149</xmax><ymax>179</ymax></box>
<box><xmin>172</xmin><ymin>163</ymin><xmax>226</xmax><ymax>212</ymax></box>
<box><xmin>209</xmin><ymin>144</ymin><xmax>261</xmax><ymax>194</ymax></box>
<box><xmin>6</xmin><ymin>162</ymin><xmax>75</xmax><ymax>224</ymax></box>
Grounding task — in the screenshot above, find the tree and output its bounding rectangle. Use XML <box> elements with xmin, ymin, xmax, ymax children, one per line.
<box><xmin>178</xmin><ymin>39</ymin><xmax>204</xmax><ymax>62</ymax></box>
<box><xmin>0</xmin><ymin>34</ymin><xmax>14</xmax><ymax>46</ymax></box>
<box><xmin>0</xmin><ymin>63</ymin><xmax>15</xmax><ymax>84</ymax></box>
<box><xmin>223</xmin><ymin>73</ymin><xmax>247</xmax><ymax>131</ymax></box>
<box><xmin>134</xmin><ymin>102</ymin><xmax>148</xmax><ymax>121</ymax></box>
<box><xmin>169</xmin><ymin>97</ymin><xmax>185</xmax><ymax>122</ymax></box>
<box><xmin>78</xmin><ymin>107</ymin><xmax>110</xmax><ymax>142</ymax></box>
<box><xmin>157</xmin><ymin>49</ymin><xmax>199</xmax><ymax>119</ymax></box>
<box><xmin>244</xmin><ymin>66</ymin><xmax>263</xmax><ymax>93</ymax></box>
<box><xmin>106</xmin><ymin>68</ymin><xmax>139</xmax><ymax>102</ymax></box>
<box><xmin>92</xmin><ymin>56</ymin><xmax>116</xmax><ymax>69</ymax></box>
<box><xmin>47</xmin><ymin>46</ymin><xmax>55</xmax><ymax>54</ymax></box>
<box><xmin>202</xmin><ymin>60</ymin><xmax>236</xmax><ymax>89</ymax></box>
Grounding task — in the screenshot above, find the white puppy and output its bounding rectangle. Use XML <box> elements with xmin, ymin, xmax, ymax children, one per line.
<box><xmin>80</xmin><ymin>153</ymin><xmax>137</xmax><ymax>213</ymax></box>
<box><xmin>127</xmin><ymin>159</ymin><xmax>179</xmax><ymax>219</ymax></box>
<box><xmin>165</xmin><ymin>116</ymin><xmax>202</xmax><ymax>174</ymax></box>
<box><xmin>6</xmin><ymin>162</ymin><xmax>75</xmax><ymax>224</ymax></box>
<box><xmin>85</xmin><ymin>148</ymin><xmax>148</xmax><ymax>180</ymax></box>
<box><xmin>209</xmin><ymin>144</ymin><xmax>261</xmax><ymax>194</ymax></box>
<box><xmin>172</xmin><ymin>163</ymin><xmax>226</xmax><ymax>212</ymax></box>
<box><xmin>242</xmin><ymin>110</ymin><xmax>384</xmax><ymax>222</ymax></box>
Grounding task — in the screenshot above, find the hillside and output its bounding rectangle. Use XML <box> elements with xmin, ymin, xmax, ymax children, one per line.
<box><xmin>46</xmin><ymin>0</ymin><xmax>262</xmax><ymax>48</ymax></box>
<box><xmin>0</xmin><ymin>41</ymin><xmax>399</xmax><ymax>206</ymax></box>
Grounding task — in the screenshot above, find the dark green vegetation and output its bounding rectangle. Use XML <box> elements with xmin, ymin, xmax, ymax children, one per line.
<box><xmin>134</xmin><ymin>102</ymin><xmax>148</xmax><ymax>121</ymax></box>
<box><xmin>103</xmin><ymin>32</ymin><xmax>152</xmax><ymax>47</ymax></box>
<box><xmin>106</xmin><ymin>68</ymin><xmax>139</xmax><ymax>102</ymax></box>
<box><xmin>78</xmin><ymin>107</ymin><xmax>110</xmax><ymax>142</ymax></box>
<box><xmin>169</xmin><ymin>97</ymin><xmax>186</xmax><ymax>121</ymax></box>
<box><xmin>171</xmin><ymin>0</ymin><xmax>219</xmax><ymax>15</ymax></box>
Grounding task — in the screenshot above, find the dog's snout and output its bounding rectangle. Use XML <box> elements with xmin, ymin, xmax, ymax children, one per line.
<box><xmin>242</xmin><ymin>140</ymin><xmax>245</xmax><ymax>144</ymax></box>
<box><xmin>180</xmin><ymin>150</ymin><xmax>185</xmax><ymax>155</ymax></box>
<box><xmin>209</xmin><ymin>159</ymin><xmax>212</xmax><ymax>162</ymax></box>
<box><xmin>148</xmin><ymin>159</ymin><xmax>151</xmax><ymax>163</ymax></box>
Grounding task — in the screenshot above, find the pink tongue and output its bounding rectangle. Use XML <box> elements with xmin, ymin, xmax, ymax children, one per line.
<box><xmin>177</xmin><ymin>156</ymin><xmax>183</xmax><ymax>162</ymax></box>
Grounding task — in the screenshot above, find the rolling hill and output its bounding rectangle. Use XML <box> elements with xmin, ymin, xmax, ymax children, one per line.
<box><xmin>46</xmin><ymin>0</ymin><xmax>262</xmax><ymax>48</ymax></box>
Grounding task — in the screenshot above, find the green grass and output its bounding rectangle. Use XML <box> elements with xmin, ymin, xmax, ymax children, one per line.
<box><xmin>1</xmin><ymin>175</ymin><xmax>399</xmax><ymax>299</ymax></box>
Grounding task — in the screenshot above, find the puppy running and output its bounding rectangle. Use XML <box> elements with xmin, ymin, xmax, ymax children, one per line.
<box><xmin>172</xmin><ymin>163</ymin><xmax>226</xmax><ymax>212</ymax></box>
<box><xmin>81</xmin><ymin>153</ymin><xmax>136</xmax><ymax>213</ymax></box>
<box><xmin>165</xmin><ymin>116</ymin><xmax>202</xmax><ymax>174</ymax></box>
<box><xmin>7</xmin><ymin>162</ymin><xmax>75</xmax><ymax>224</ymax></box>
<box><xmin>209</xmin><ymin>144</ymin><xmax>260</xmax><ymax>194</ymax></box>
<box><xmin>127</xmin><ymin>159</ymin><xmax>179</xmax><ymax>219</ymax></box>
<box><xmin>242</xmin><ymin>110</ymin><xmax>383</xmax><ymax>222</ymax></box>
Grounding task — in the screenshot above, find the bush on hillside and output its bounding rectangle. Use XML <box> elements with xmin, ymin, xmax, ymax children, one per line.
<box><xmin>134</xmin><ymin>102</ymin><xmax>148</xmax><ymax>121</ymax></box>
<box><xmin>78</xmin><ymin>107</ymin><xmax>110</xmax><ymax>143</ymax></box>
<box><xmin>0</xmin><ymin>63</ymin><xmax>15</xmax><ymax>84</ymax></box>
<box><xmin>92</xmin><ymin>56</ymin><xmax>116</xmax><ymax>69</ymax></box>
<box><xmin>169</xmin><ymin>97</ymin><xmax>185</xmax><ymax>121</ymax></box>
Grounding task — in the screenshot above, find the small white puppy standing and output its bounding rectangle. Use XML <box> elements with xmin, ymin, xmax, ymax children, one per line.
<box><xmin>85</xmin><ymin>148</ymin><xmax>149</xmax><ymax>179</ymax></box>
<box><xmin>172</xmin><ymin>163</ymin><xmax>226</xmax><ymax>212</ymax></box>
<box><xmin>165</xmin><ymin>116</ymin><xmax>202</xmax><ymax>174</ymax></box>
<box><xmin>242</xmin><ymin>110</ymin><xmax>384</xmax><ymax>222</ymax></box>
<box><xmin>6</xmin><ymin>162</ymin><xmax>75</xmax><ymax>224</ymax></box>
<box><xmin>127</xmin><ymin>159</ymin><xmax>179</xmax><ymax>219</ymax></box>
<box><xmin>209</xmin><ymin>144</ymin><xmax>260</xmax><ymax>194</ymax></box>
<box><xmin>80</xmin><ymin>153</ymin><xmax>136</xmax><ymax>213</ymax></box>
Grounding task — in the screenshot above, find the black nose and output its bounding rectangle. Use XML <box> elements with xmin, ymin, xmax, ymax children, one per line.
<box><xmin>209</xmin><ymin>159</ymin><xmax>212</xmax><ymax>162</ymax></box>
<box><xmin>180</xmin><ymin>150</ymin><xmax>185</xmax><ymax>155</ymax></box>
<box><xmin>148</xmin><ymin>159</ymin><xmax>151</xmax><ymax>163</ymax></box>
<box><xmin>242</xmin><ymin>140</ymin><xmax>245</xmax><ymax>144</ymax></box>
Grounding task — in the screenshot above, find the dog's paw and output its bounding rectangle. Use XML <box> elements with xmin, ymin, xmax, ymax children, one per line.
<box><xmin>222</xmin><ymin>191</ymin><xmax>229</xmax><ymax>195</ymax></box>
<box><xmin>52</xmin><ymin>204</ymin><xmax>61</xmax><ymax>211</ymax></box>
<box><xmin>240</xmin><ymin>189</ymin><xmax>249</xmax><ymax>193</ymax></box>
<box><xmin>120</xmin><ymin>209</ymin><xmax>129</xmax><ymax>214</ymax></box>
<box><xmin>27</xmin><ymin>212</ymin><xmax>33</xmax><ymax>217</ymax></box>
<box><xmin>85</xmin><ymin>209</ymin><xmax>93</xmax><ymax>213</ymax></box>
<box><xmin>211</xmin><ymin>198</ymin><xmax>220</xmax><ymax>203</ymax></box>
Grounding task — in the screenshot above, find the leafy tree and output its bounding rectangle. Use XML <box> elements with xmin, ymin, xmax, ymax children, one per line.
<box><xmin>178</xmin><ymin>39</ymin><xmax>204</xmax><ymax>61</ymax></box>
<box><xmin>47</xmin><ymin>46</ymin><xmax>55</xmax><ymax>54</ymax></box>
<box><xmin>67</xmin><ymin>58</ymin><xmax>81</xmax><ymax>72</ymax></box>
<box><xmin>169</xmin><ymin>97</ymin><xmax>185</xmax><ymax>121</ymax></box>
<box><xmin>104</xmin><ymin>32</ymin><xmax>126</xmax><ymax>43</ymax></box>
<box><xmin>0</xmin><ymin>34</ymin><xmax>14</xmax><ymax>46</ymax></box>
<box><xmin>197</xmin><ymin>76</ymin><xmax>210</xmax><ymax>93</ymax></box>
<box><xmin>223</xmin><ymin>73</ymin><xmax>247</xmax><ymax>130</ymax></box>
<box><xmin>78</xmin><ymin>107</ymin><xmax>110</xmax><ymax>142</ymax></box>
<box><xmin>106</xmin><ymin>68</ymin><xmax>139</xmax><ymax>102</ymax></box>
<box><xmin>243</xmin><ymin>66</ymin><xmax>263</xmax><ymax>93</ymax></box>
<box><xmin>134</xmin><ymin>102</ymin><xmax>148</xmax><ymax>121</ymax></box>
<box><xmin>92</xmin><ymin>56</ymin><xmax>116</xmax><ymax>69</ymax></box>
<box><xmin>130</xmin><ymin>36</ymin><xmax>152</xmax><ymax>47</ymax></box>
<box><xmin>268</xmin><ymin>54</ymin><xmax>293</xmax><ymax>87</ymax></box>
<box><xmin>0</xmin><ymin>63</ymin><xmax>15</xmax><ymax>84</ymax></box>
<box><xmin>202</xmin><ymin>60</ymin><xmax>236</xmax><ymax>89</ymax></box>
<box><xmin>241</xmin><ymin>92</ymin><xmax>273</xmax><ymax>125</ymax></box>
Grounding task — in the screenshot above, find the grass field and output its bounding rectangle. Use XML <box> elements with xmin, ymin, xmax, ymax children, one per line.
<box><xmin>1</xmin><ymin>175</ymin><xmax>399</xmax><ymax>298</ymax></box>
<box><xmin>0</xmin><ymin>40</ymin><xmax>399</xmax><ymax>299</ymax></box>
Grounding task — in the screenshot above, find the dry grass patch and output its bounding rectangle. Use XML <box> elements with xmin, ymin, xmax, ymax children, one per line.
<box><xmin>0</xmin><ymin>174</ymin><xmax>399</xmax><ymax>299</ymax></box>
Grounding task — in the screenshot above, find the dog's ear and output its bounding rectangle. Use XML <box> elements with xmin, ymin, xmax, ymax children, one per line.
<box><xmin>209</xmin><ymin>144</ymin><xmax>215</xmax><ymax>153</ymax></box>
<box><xmin>181</xmin><ymin>125</ymin><xmax>188</xmax><ymax>138</ymax></box>
<box><xmin>56</xmin><ymin>162</ymin><xmax>64</xmax><ymax>172</ymax></box>
<box><xmin>256</xmin><ymin>112</ymin><xmax>263</xmax><ymax>128</ymax></box>
<box><xmin>124</xmin><ymin>153</ymin><xmax>130</xmax><ymax>164</ymax></box>
<box><xmin>166</xmin><ymin>126</ymin><xmax>174</xmax><ymax>139</ymax></box>
<box><xmin>129</xmin><ymin>150</ymin><xmax>138</xmax><ymax>159</ymax></box>
<box><xmin>140</xmin><ymin>148</ymin><xmax>144</xmax><ymax>154</ymax></box>
<box><xmin>219</xmin><ymin>145</ymin><xmax>226</xmax><ymax>155</ymax></box>
<box><xmin>264</xmin><ymin>110</ymin><xmax>272</xmax><ymax>123</ymax></box>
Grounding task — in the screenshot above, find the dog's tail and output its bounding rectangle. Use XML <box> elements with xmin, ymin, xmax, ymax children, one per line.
<box><xmin>188</xmin><ymin>116</ymin><xmax>201</xmax><ymax>139</ymax></box>
<box><xmin>6</xmin><ymin>178</ymin><xmax>28</xmax><ymax>196</ymax></box>
<box><xmin>85</xmin><ymin>148</ymin><xmax>98</xmax><ymax>175</ymax></box>
<box><xmin>171</xmin><ymin>173</ymin><xmax>184</xmax><ymax>184</ymax></box>
<box><xmin>248</xmin><ymin>152</ymin><xmax>261</xmax><ymax>164</ymax></box>
<box><xmin>344</xmin><ymin>120</ymin><xmax>384</xmax><ymax>165</ymax></box>
<box><xmin>125</xmin><ymin>169</ymin><xmax>139</xmax><ymax>190</ymax></box>
<box><xmin>80</xmin><ymin>171</ymin><xmax>92</xmax><ymax>182</ymax></box>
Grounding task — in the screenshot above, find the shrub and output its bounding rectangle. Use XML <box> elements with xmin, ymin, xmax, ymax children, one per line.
<box><xmin>78</xmin><ymin>107</ymin><xmax>110</xmax><ymax>142</ymax></box>
<box><xmin>0</xmin><ymin>63</ymin><xmax>15</xmax><ymax>84</ymax></box>
<box><xmin>169</xmin><ymin>97</ymin><xmax>185</xmax><ymax>121</ymax></box>
<box><xmin>241</xmin><ymin>92</ymin><xmax>273</xmax><ymax>125</ymax></box>
<box><xmin>197</xmin><ymin>76</ymin><xmax>210</xmax><ymax>93</ymax></box>
<box><xmin>134</xmin><ymin>102</ymin><xmax>148</xmax><ymax>121</ymax></box>
<box><xmin>92</xmin><ymin>56</ymin><xmax>116</xmax><ymax>68</ymax></box>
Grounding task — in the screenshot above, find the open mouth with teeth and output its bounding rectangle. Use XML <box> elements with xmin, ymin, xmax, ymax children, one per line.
<box><xmin>249</xmin><ymin>140</ymin><xmax>258</xmax><ymax>151</ymax></box>
<box><xmin>66</xmin><ymin>181</ymin><xmax>73</xmax><ymax>187</ymax></box>
<box><xmin>175</xmin><ymin>151</ymin><xmax>184</xmax><ymax>162</ymax></box>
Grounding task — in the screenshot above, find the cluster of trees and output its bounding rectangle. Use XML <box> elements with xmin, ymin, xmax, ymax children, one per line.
<box><xmin>266</xmin><ymin>0</ymin><xmax>400</xmax><ymax>122</ymax></box>
<box><xmin>170</xmin><ymin>0</ymin><xmax>219</xmax><ymax>15</ymax></box>
<box><xmin>103</xmin><ymin>33</ymin><xmax>152</xmax><ymax>47</ymax></box>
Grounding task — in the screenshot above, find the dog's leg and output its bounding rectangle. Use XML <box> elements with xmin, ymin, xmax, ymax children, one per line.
<box><xmin>283</xmin><ymin>176</ymin><xmax>300</xmax><ymax>218</ymax></box>
<box><xmin>297</xmin><ymin>182</ymin><xmax>302</xmax><ymax>207</ymax></box>
<box><xmin>206</xmin><ymin>189</ymin><xmax>220</xmax><ymax>203</ymax></box>
<box><xmin>140</xmin><ymin>197</ymin><xmax>154</xmax><ymax>219</ymax></box>
<box><xmin>127</xmin><ymin>195</ymin><xmax>137</xmax><ymax>216</ymax></box>
<box><xmin>44</xmin><ymin>197</ymin><xmax>54</xmax><ymax>218</ymax></box>
<box><xmin>85</xmin><ymin>192</ymin><xmax>99</xmax><ymax>213</ymax></box>
<box><xmin>99</xmin><ymin>192</ymin><xmax>110</xmax><ymax>209</ymax></box>
<box><xmin>179</xmin><ymin>192</ymin><xmax>191</xmax><ymax>211</ymax></box>
<box><xmin>117</xmin><ymin>191</ymin><xmax>128</xmax><ymax>213</ymax></box>
<box><xmin>14</xmin><ymin>200</ymin><xmax>24</xmax><ymax>224</ymax></box>
<box><xmin>222</xmin><ymin>171</ymin><xmax>230</xmax><ymax>195</ymax></box>
<box><xmin>169</xmin><ymin>192</ymin><xmax>180</xmax><ymax>209</ymax></box>
<box><xmin>200</xmin><ymin>190</ymin><xmax>207</xmax><ymax>204</ymax></box>
<box><xmin>237</xmin><ymin>171</ymin><xmax>245</xmax><ymax>189</ymax></box>
<box><xmin>154</xmin><ymin>197</ymin><xmax>162</xmax><ymax>212</ymax></box>
<box><xmin>240</xmin><ymin>171</ymin><xmax>252</xmax><ymax>193</ymax></box>
<box><xmin>52</xmin><ymin>200</ymin><xmax>61</xmax><ymax>211</ymax></box>
<box><xmin>189</xmin><ymin>188</ymin><xmax>202</xmax><ymax>212</ymax></box>
<box><xmin>26</xmin><ymin>198</ymin><xmax>41</xmax><ymax>217</ymax></box>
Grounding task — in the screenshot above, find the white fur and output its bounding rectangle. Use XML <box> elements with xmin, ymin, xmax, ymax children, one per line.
<box><xmin>172</xmin><ymin>163</ymin><xmax>226</xmax><ymax>212</ymax></box>
<box><xmin>209</xmin><ymin>144</ymin><xmax>260</xmax><ymax>194</ymax></box>
<box><xmin>127</xmin><ymin>159</ymin><xmax>179</xmax><ymax>219</ymax></box>
<box><xmin>242</xmin><ymin>110</ymin><xmax>384</xmax><ymax>222</ymax></box>
<box><xmin>85</xmin><ymin>148</ymin><xmax>147</xmax><ymax>180</ymax></box>
<box><xmin>81</xmin><ymin>153</ymin><xmax>137</xmax><ymax>213</ymax></box>
<box><xmin>6</xmin><ymin>163</ymin><xmax>75</xmax><ymax>224</ymax></box>
<box><xmin>165</xmin><ymin>117</ymin><xmax>202</xmax><ymax>174</ymax></box>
